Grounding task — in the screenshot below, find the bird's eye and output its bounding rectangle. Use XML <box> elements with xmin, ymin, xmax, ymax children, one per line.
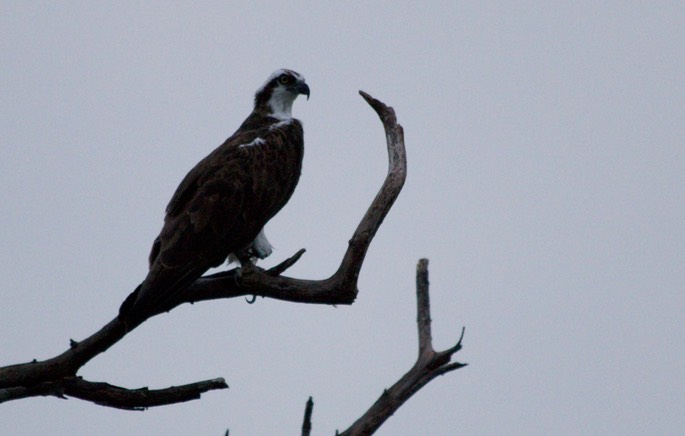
<box><xmin>278</xmin><ymin>76</ymin><xmax>291</xmax><ymax>85</ymax></box>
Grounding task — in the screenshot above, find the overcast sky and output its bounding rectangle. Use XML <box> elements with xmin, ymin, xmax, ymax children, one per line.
<box><xmin>2</xmin><ymin>2</ymin><xmax>683</xmax><ymax>435</ymax></box>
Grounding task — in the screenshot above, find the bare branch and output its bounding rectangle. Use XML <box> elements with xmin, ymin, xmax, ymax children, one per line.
<box><xmin>416</xmin><ymin>258</ymin><xmax>433</xmax><ymax>356</ymax></box>
<box><xmin>0</xmin><ymin>376</ymin><xmax>227</xmax><ymax>410</ymax></box>
<box><xmin>0</xmin><ymin>91</ymin><xmax>407</xmax><ymax>409</ymax></box>
<box><xmin>267</xmin><ymin>248</ymin><xmax>307</xmax><ymax>276</ymax></box>
<box><xmin>338</xmin><ymin>259</ymin><xmax>466</xmax><ymax>436</ymax></box>
<box><xmin>63</xmin><ymin>377</ymin><xmax>228</xmax><ymax>410</ymax></box>
<box><xmin>301</xmin><ymin>396</ymin><xmax>314</xmax><ymax>436</ymax></box>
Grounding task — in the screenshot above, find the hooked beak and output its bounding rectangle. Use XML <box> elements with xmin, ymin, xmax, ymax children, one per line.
<box><xmin>296</xmin><ymin>81</ymin><xmax>310</xmax><ymax>100</ymax></box>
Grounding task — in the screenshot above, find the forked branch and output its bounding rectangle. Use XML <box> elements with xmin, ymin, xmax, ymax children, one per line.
<box><xmin>0</xmin><ymin>91</ymin><xmax>407</xmax><ymax>410</ymax></box>
<box><xmin>337</xmin><ymin>259</ymin><xmax>467</xmax><ymax>436</ymax></box>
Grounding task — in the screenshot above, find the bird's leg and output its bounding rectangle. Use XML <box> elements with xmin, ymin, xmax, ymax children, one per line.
<box><xmin>233</xmin><ymin>255</ymin><xmax>260</xmax><ymax>303</ymax></box>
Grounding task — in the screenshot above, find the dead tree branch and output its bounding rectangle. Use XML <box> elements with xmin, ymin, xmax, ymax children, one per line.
<box><xmin>301</xmin><ymin>396</ymin><xmax>314</xmax><ymax>436</ymax></box>
<box><xmin>337</xmin><ymin>259</ymin><xmax>467</xmax><ymax>436</ymax></box>
<box><xmin>0</xmin><ymin>91</ymin><xmax>407</xmax><ymax>410</ymax></box>
<box><xmin>0</xmin><ymin>376</ymin><xmax>227</xmax><ymax>411</ymax></box>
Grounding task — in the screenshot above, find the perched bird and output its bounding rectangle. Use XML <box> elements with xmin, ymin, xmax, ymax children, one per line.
<box><xmin>120</xmin><ymin>69</ymin><xmax>309</xmax><ymax>320</ymax></box>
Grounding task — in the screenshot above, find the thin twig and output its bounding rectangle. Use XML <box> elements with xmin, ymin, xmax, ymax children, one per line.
<box><xmin>267</xmin><ymin>249</ymin><xmax>307</xmax><ymax>276</ymax></box>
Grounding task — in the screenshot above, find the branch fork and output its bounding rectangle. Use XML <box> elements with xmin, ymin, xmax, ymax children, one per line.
<box><xmin>336</xmin><ymin>259</ymin><xmax>466</xmax><ymax>436</ymax></box>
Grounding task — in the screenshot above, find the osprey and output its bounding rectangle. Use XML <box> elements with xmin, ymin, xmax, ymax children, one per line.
<box><xmin>120</xmin><ymin>69</ymin><xmax>309</xmax><ymax>319</ymax></box>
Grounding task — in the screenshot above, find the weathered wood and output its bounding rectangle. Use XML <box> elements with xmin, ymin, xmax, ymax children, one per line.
<box><xmin>338</xmin><ymin>259</ymin><xmax>467</xmax><ymax>436</ymax></box>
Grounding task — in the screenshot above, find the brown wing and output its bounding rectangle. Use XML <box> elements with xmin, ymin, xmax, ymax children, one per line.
<box><xmin>154</xmin><ymin>118</ymin><xmax>304</xmax><ymax>270</ymax></box>
<box><xmin>122</xmin><ymin>118</ymin><xmax>303</xmax><ymax>319</ymax></box>
<box><xmin>155</xmin><ymin>131</ymin><xmax>259</xmax><ymax>268</ymax></box>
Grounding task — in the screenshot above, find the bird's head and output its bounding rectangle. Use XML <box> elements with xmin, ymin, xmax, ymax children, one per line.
<box><xmin>254</xmin><ymin>69</ymin><xmax>310</xmax><ymax>120</ymax></box>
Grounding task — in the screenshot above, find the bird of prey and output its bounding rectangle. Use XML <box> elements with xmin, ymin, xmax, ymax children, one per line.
<box><xmin>120</xmin><ymin>69</ymin><xmax>309</xmax><ymax>320</ymax></box>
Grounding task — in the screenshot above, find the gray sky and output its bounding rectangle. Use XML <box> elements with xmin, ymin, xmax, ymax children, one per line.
<box><xmin>2</xmin><ymin>2</ymin><xmax>683</xmax><ymax>435</ymax></box>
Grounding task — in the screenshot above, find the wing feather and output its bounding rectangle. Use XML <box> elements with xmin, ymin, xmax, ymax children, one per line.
<box><xmin>152</xmin><ymin>119</ymin><xmax>303</xmax><ymax>269</ymax></box>
<box><xmin>123</xmin><ymin>116</ymin><xmax>304</xmax><ymax>320</ymax></box>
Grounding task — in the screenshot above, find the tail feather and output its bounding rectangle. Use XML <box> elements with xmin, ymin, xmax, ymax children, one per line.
<box><xmin>118</xmin><ymin>283</ymin><xmax>143</xmax><ymax>318</ymax></box>
<box><xmin>118</xmin><ymin>264</ymin><xmax>206</xmax><ymax>321</ymax></box>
